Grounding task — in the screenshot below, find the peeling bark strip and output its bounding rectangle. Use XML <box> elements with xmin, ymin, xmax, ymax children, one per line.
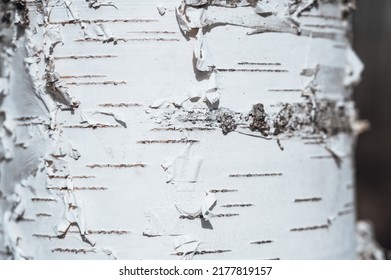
<box><xmin>154</xmin><ymin>100</ymin><xmax>354</xmax><ymax>138</ymax></box>
<box><xmin>0</xmin><ymin>0</ymin><xmax>362</xmax><ymax>260</ymax></box>
<box><xmin>176</xmin><ymin>0</ymin><xmax>352</xmax><ymax>40</ymax></box>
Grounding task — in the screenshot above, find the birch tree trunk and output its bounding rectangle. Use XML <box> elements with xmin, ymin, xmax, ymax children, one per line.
<box><xmin>0</xmin><ymin>0</ymin><xmax>365</xmax><ymax>259</ymax></box>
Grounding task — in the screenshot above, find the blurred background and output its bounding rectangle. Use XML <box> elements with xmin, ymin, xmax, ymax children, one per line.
<box><xmin>354</xmin><ymin>0</ymin><xmax>391</xmax><ymax>255</ymax></box>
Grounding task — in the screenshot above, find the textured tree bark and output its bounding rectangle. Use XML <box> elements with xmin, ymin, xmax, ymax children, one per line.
<box><xmin>0</xmin><ymin>0</ymin><xmax>364</xmax><ymax>259</ymax></box>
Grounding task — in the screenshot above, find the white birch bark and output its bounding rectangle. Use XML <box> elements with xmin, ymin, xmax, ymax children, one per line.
<box><xmin>0</xmin><ymin>0</ymin><xmax>365</xmax><ymax>259</ymax></box>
